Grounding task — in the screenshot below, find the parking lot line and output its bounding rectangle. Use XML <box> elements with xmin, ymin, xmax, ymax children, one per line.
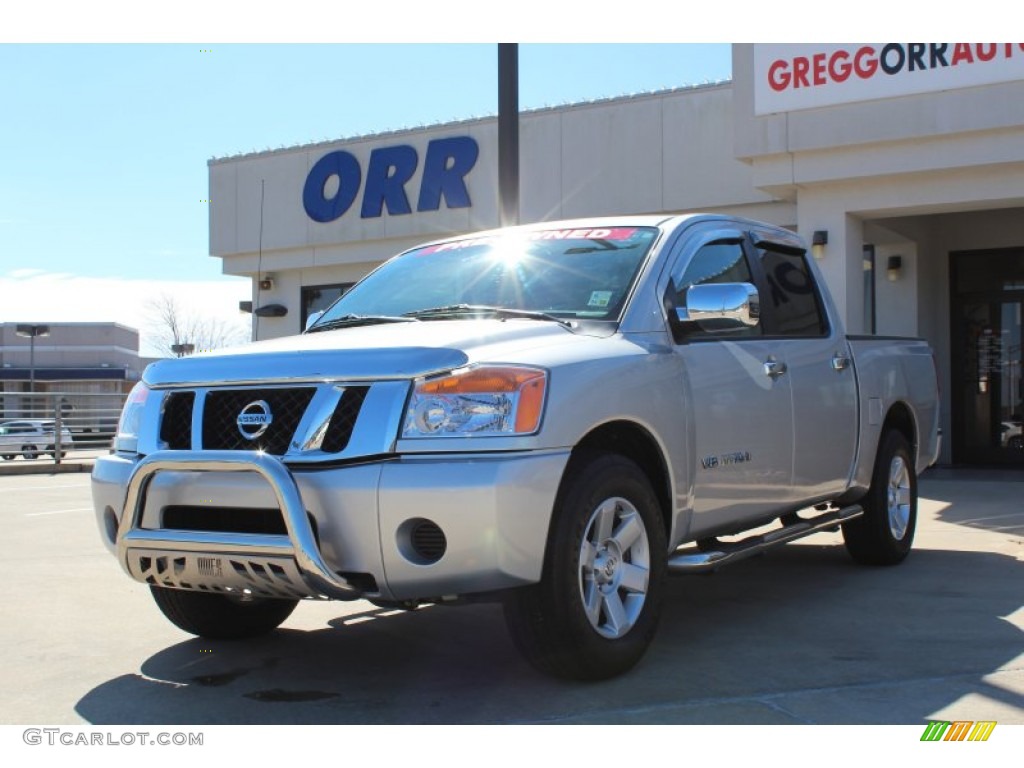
<box><xmin>24</xmin><ymin>507</ymin><xmax>93</xmax><ymax>517</ymax></box>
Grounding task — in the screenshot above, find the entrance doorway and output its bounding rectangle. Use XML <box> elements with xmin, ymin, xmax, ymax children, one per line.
<box><xmin>951</xmin><ymin>248</ymin><xmax>1024</xmax><ymax>465</ymax></box>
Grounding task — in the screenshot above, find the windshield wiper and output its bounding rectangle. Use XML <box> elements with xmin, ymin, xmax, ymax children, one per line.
<box><xmin>306</xmin><ymin>314</ymin><xmax>420</xmax><ymax>333</ymax></box>
<box><xmin>403</xmin><ymin>304</ymin><xmax>575</xmax><ymax>328</ymax></box>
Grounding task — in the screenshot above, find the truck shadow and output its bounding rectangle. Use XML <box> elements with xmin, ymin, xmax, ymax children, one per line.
<box><xmin>75</xmin><ymin>543</ymin><xmax>1023</xmax><ymax>725</ymax></box>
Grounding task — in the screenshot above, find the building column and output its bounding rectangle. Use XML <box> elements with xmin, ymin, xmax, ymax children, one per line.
<box><xmin>798</xmin><ymin>205</ymin><xmax>866</xmax><ymax>335</ymax></box>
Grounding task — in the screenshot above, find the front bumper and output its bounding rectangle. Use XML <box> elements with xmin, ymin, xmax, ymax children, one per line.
<box><xmin>92</xmin><ymin>448</ymin><xmax>570</xmax><ymax>602</ymax></box>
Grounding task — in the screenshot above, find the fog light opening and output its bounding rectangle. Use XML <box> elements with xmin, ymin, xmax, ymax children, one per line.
<box><xmin>397</xmin><ymin>518</ymin><xmax>448</xmax><ymax>565</ymax></box>
<box><xmin>103</xmin><ymin>507</ymin><xmax>119</xmax><ymax>546</ymax></box>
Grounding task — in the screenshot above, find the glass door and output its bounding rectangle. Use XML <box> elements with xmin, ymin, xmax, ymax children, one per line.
<box><xmin>951</xmin><ymin>249</ymin><xmax>1024</xmax><ymax>465</ymax></box>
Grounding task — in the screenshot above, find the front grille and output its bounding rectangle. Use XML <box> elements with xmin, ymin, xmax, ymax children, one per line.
<box><xmin>163</xmin><ymin>505</ymin><xmax>287</xmax><ymax>535</ymax></box>
<box><xmin>202</xmin><ymin>388</ymin><xmax>315</xmax><ymax>455</ymax></box>
<box><xmin>160</xmin><ymin>391</ymin><xmax>195</xmax><ymax>449</ymax></box>
<box><xmin>321</xmin><ymin>386</ymin><xmax>369</xmax><ymax>453</ymax></box>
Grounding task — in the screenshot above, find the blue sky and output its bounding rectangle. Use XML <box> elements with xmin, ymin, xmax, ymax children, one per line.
<box><xmin>0</xmin><ymin>43</ymin><xmax>731</xmax><ymax>283</ymax></box>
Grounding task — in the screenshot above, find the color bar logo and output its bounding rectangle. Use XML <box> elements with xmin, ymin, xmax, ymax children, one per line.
<box><xmin>920</xmin><ymin>720</ymin><xmax>997</xmax><ymax>741</ymax></box>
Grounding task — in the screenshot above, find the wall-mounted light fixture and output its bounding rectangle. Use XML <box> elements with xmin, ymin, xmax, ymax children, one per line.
<box><xmin>811</xmin><ymin>230</ymin><xmax>828</xmax><ymax>260</ymax></box>
<box><xmin>258</xmin><ymin>275</ymin><xmax>275</xmax><ymax>291</ymax></box>
<box><xmin>887</xmin><ymin>255</ymin><xmax>903</xmax><ymax>282</ymax></box>
<box><xmin>254</xmin><ymin>303</ymin><xmax>288</xmax><ymax>318</ymax></box>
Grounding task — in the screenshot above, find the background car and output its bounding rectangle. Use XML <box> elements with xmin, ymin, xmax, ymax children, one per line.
<box><xmin>1001</xmin><ymin>420</ymin><xmax>1024</xmax><ymax>449</ymax></box>
<box><xmin>0</xmin><ymin>420</ymin><xmax>75</xmax><ymax>460</ymax></box>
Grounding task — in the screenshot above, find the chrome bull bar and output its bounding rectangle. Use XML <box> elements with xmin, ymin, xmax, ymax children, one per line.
<box><xmin>117</xmin><ymin>450</ymin><xmax>362</xmax><ymax>600</ymax></box>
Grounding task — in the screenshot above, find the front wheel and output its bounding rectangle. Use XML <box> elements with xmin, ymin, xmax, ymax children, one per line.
<box><xmin>150</xmin><ymin>586</ymin><xmax>298</xmax><ymax>640</ymax></box>
<box><xmin>504</xmin><ymin>452</ymin><xmax>667</xmax><ymax>680</ymax></box>
<box><xmin>21</xmin><ymin>444</ymin><xmax>38</xmax><ymax>460</ymax></box>
<box><xmin>842</xmin><ymin>430</ymin><xmax>917</xmax><ymax>565</ymax></box>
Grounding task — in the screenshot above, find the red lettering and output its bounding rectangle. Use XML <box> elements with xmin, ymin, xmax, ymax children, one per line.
<box><xmin>793</xmin><ymin>56</ymin><xmax>810</xmax><ymax>88</ymax></box>
<box><xmin>976</xmin><ymin>44</ymin><xmax>996</xmax><ymax>62</ymax></box>
<box><xmin>812</xmin><ymin>53</ymin><xmax>827</xmax><ymax>85</ymax></box>
<box><xmin>854</xmin><ymin>46</ymin><xmax>878</xmax><ymax>78</ymax></box>
<box><xmin>829</xmin><ymin>50</ymin><xmax>852</xmax><ymax>82</ymax></box>
<box><xmin>768</xmin><ymin>59</ymin><xmax>791</xmax><ymax>91</ymax></box>
<box><xmin>951</xmin><ymin>43</ymin><xmax>974</xmax><ymax>65</ymax></box>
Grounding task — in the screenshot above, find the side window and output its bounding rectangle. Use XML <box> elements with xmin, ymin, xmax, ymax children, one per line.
<box><xmin>758</xmin><ymin>246</ymin><xmax>828</xmax><ymax>337</ymax></box>
<box><xmin>672</xmin><ymin>241</ymin><xmax>761</xmax><ymax>339</ymax></box>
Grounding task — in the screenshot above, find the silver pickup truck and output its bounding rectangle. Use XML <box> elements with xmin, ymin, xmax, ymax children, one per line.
<box><xmin>92</xmin><ymin>214</ymin><xmax>941</xmax><ymax>680</ymax></box>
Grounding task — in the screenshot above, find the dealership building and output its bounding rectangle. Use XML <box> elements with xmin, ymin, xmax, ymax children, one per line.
<box><xmin>208</xmin><ymin>43</ymin><xmax>1024</xmax><ymax>467</ymax></box>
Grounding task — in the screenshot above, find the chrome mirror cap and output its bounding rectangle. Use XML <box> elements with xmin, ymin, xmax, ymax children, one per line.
<box><xmin>676</xmin><ymin>283</ymin><xmax>760</xmax><ymax>331</ymax></box>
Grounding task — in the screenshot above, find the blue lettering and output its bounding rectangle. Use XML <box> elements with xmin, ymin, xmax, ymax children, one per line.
<box><xmin>304</xmin><ymin>136</ymin><xmax>479</xmax><ymax>223</ymax></box>
<box><xmin>303</xmin><ymin>151</ymin><xmax>361</xmax><ymax>223</ymax></box>
<box><xmin>361</xmin><ymin>145</ymin><xmax>418</xmax><ymax>218</ymax></box>
<box><xmin>417</xmin><ymin>136</ymin><xmax>478</xmax><ymax>212</ymax></box>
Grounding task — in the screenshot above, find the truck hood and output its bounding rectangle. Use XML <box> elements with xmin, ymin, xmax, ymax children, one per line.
<box><xmin>143</xmin><ymin>320</ymin><xmax>605</xmax><ymax>387</ymax></box>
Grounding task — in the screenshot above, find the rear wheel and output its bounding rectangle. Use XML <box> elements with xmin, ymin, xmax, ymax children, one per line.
<box><xmin>842</xmin><ymin>430</ymin><xmax>917</xmax><ymax>565</ymax></box>
<box><xmin>504</xmin><ymin>452</ymin><xmax>667</xmax><ymax>680</ymax></box>
<box><xmin>21</xmin><ymin>444</ymin><xmax>38</xmax><ymax>460</ymax></box>
<box><xmin>1</xmin><ymin>454</ymin><xmax>14</xmax><ymax>461</ymax></box>
<box><xmin>150</xmin><ymin>586</ymin><xmax>298</xmax><ymax>640</ymax></box>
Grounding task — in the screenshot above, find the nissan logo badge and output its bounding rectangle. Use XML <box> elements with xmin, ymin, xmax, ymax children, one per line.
<box><xmin>237</xmin><ymin>400</ymin><xmax>273</xmax><ymax>440</ymax></box>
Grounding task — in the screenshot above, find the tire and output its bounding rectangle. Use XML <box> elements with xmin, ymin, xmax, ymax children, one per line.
<box><xmin>22</xmin><ymin>444</ymin><xmax>38</xmax><ymax>460</ymax></box>
<box><xmin>504</xmin><ymin>452</ymin><xmax>667</xmax><ymax>680</ymax></box>
<box><xmin>1008</xmin><ymin>435</ymin><xmax>1024</xmax><ymax>450</ymax></box>
<box><xmin>149</xmin><ymin>586</ymin><xmax>298</xmax><ymax>640</ymax></box>
<box><xmin>842</xmin><ymin>430</ymin><xmax>917</xmax><ymax>566</ymax></box>
<box><xmin>1</xmin><ymin>454</ymin><xmax>14</xmax><ymax>461</ymax></box>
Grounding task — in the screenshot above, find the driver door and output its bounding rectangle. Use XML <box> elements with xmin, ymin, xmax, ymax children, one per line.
<box><xmin>666</xmin><ymin>231</ymin><xmax>794</xmax><ymax>535</ymax></box>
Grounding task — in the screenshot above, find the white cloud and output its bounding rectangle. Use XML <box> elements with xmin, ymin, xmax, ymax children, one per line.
<box><xmin>0</xmin><ymin>271</ymin><xmax>252</xmax><ymax>357</ymax></box>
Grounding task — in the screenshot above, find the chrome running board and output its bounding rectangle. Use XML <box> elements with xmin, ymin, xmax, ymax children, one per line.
<box><xmin>667</xmin><ymin>504</ymin><xmax>863</xmax><ymax>574</ymax></box>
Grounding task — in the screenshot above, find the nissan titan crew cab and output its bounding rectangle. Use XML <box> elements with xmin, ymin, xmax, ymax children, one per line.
<box><xmin>92</xmin><ymin>215</ymin><xmax>941</xmax><ymax>680</ymax></box>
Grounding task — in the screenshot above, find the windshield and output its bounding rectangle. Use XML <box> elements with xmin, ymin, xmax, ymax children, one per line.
<box><xmin>312</xmin><ymin>226</ymin><xmax>659</xmax><ymax>327</ymax></box>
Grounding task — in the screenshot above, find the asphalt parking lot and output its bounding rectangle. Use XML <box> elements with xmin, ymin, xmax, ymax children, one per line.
<box><xmin>0</xmin><ymin>467</ymin><xmax>1020</xmax><ymax>727</ymax></box>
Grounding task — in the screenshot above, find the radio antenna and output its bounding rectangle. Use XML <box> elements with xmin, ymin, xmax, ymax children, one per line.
<box><xmin>253</xmin><ymin>178</ymin><xmax>265</xmax><ymax>341</ymax></box>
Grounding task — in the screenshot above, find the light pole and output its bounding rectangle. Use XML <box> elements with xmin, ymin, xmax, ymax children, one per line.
<box><xmin>15</xmin><ymin>324</ymin><xmax>50</xmax><ymax>405</ymax></box>
<box><xmin>498</xmin><ymin>43</ymin><xmax>519</xmax><ymax>228</ymax></box>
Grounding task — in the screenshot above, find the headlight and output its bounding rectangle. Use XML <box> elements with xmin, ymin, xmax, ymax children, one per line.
<box><xmin>114</xmin><ymin>382</ymin><xmax>150</xmax><ymax>453</ymax></box>
<box><xmin>402</xmin><ymin>366</ymin><xmax>547</xmax><ymax>438</ymax></box>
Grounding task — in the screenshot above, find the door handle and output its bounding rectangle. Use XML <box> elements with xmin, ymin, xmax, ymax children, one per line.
<box><xmin>764</xmin><ymin>359</ymin><xmax>788</xmax><ymax>379</ymax></box>
<box><xmin>832</xmin><ymin>353</ymin><xmax>850</xmax><ymax>371</ymax></box>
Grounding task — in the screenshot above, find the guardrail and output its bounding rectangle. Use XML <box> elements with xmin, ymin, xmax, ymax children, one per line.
<box><xmin>0</xmin><ymin>390</ymin><xmax>128</xmax><ymax>465</ymax></box>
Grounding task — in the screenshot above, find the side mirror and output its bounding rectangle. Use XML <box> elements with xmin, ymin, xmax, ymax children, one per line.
<box><xmin>304</xmin><ymin>310</ymin><xmax>325</xmax><ymax>331</ymax></box>
<box><xmin>676</xmin><ymin>282</ymin><xmax>760</xmax><ymax>332</ymax></box>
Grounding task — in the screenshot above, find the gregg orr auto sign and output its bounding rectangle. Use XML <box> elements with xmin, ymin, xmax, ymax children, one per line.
<box><xmin>754</xmin><ymin>44</ymin><xmax>1024</xmax><ymax>115</ymax></box>
<box><xmin>303</xmin><ymin>135</ymin><xmax>478</xmax><ymax>223</ymax></box>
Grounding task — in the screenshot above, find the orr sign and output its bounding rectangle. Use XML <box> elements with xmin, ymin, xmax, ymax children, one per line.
<box><xmin>303</xmin><ymin>135</ymin><xmax>479</xmax><ymax>223</ymax></box>
<box><xmin>754</xmin><ymin>44</ymin><xmax>1024</xmax><ymax>115</ymax></box>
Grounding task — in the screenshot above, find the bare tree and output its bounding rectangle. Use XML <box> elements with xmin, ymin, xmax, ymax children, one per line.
<box><xmin>145</xmin><ymin>293</ymin><xmax>249</xmax><ymax>357</ymax></box>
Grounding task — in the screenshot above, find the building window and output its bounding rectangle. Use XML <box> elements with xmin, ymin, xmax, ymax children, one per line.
<box><xmin>301</xmin><ymin>283</ymin><xmax>354</xmax><ymax>329</ymax></box>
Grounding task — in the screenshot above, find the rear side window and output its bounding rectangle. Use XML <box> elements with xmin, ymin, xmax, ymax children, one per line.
<box><xmin>757</xmin><ymin>246</ymin><xmax>828</xmax><ymax>337</ymax></box>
